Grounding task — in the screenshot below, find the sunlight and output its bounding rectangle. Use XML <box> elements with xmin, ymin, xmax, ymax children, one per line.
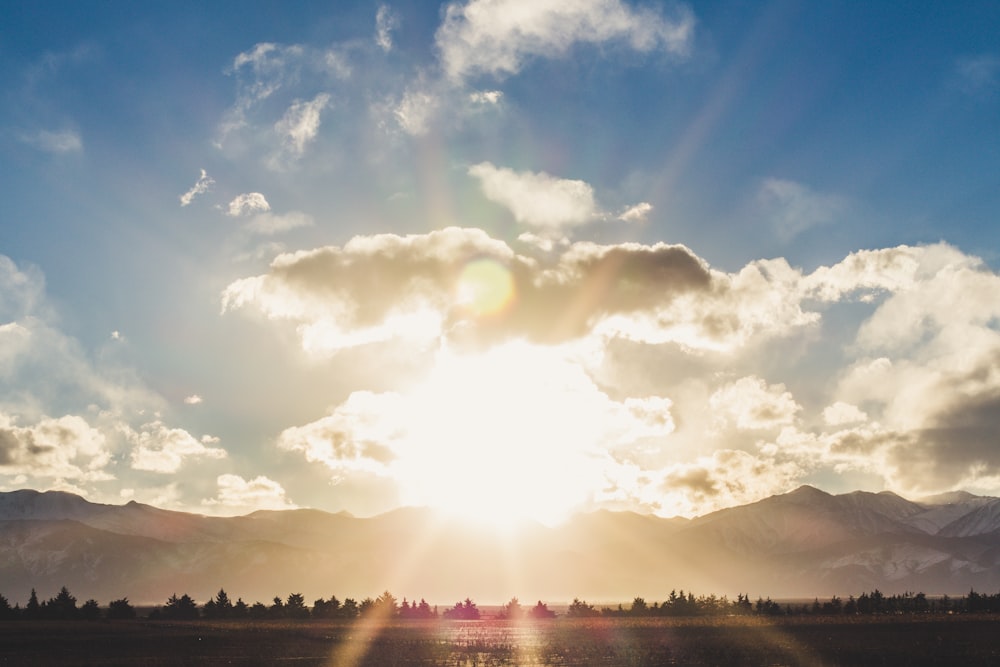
<box><xmin>391</xmin><ymin>342</ymin><xmax>614</xmax><ymax>530</ymax></box>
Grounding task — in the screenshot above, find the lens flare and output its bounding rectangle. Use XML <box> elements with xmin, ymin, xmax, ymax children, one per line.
<box><xmin>456</xmin><ymin>258</ymin><xmax>516</xmax><ymax>318</ymax></box>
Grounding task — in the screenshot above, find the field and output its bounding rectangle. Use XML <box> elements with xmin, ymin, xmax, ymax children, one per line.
<box><xmin>0</xmin><ymin>615</ymin><xmax>997</xmax><ymax>666</ymax></box>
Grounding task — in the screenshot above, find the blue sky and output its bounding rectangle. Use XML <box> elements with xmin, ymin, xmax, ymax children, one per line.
<box><xmin>2</xmin><ymin>1</ymin><xmax>999</xmax><ymax>523</ymax></box>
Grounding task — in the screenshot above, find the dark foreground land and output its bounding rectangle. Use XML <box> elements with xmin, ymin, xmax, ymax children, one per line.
<box><xmin>1</xmin><ymin>615</ymin><xmax>997</xmax><ymax>666</ymax></box>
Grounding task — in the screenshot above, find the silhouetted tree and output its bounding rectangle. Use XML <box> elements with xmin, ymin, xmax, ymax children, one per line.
<box><xmin>203</xmin><ymin>589</ymin><xmax>234</xmax><ymax>619</ymax></box>
<box><xmin>286</xmin><ymin>593</ymin><xmax>309</xmax><ymax>619</ymax></box>
<box><xmin>529</xmin><ymin>601</ymin><xmax>555</xmax><ymax>619</ymax></box>
<box><xmin>0</xmin><ymin>594</ymin><xmax>18</xmax><ymax>621</ymax></box>
<box><xmin>372</xmin><ymin>590</ymin><xmax>398</xmax><ymax>618</ymax></box>
<box><xmin>269</xmin><ymin>596</ymin><xmax>286</xmax><ymax>618</ymax></box>
<box><xmin>443</xmin><ymin>598</ymin><xmax>480</xmax><ymax>620</ymax></box>
<box><xmin>312</xmin><ymin>595</ymin><xmax>341</xmax><ymax>619</ymax></box>
<box><xmin>249</xmin><ymin>601</ymin><xmax>268</xmax><ymax>619</ymax></box>
<box><xmin>80</xmin><ymin>599</ymin><xmax>100</xmax><ymax>620</ymax></box>
<box><xmin>630</xmin><ymin>597</ymin><xmax>648</xmax><ymax>616</ymax></box>
<box><xmin>232</xmin><ymin>598</ymin><xmax>249</xmax><ymax>619</ymax></box>
<box><xmin>500</xmin><ymin>597</ymin><xmax>523</xmax><ymax>619</ymax></box>
<box><xmin>24</xmin><ymin>588</ymin><xmax>41</xmax><ymax>620</ymax></box>
<box><xmin>416</xmin><ymin>598</ymin><xmax>436</xmax><ymax>619</ymax></box>
<box><xmin>162</xmin><ymin>593</ymin><xmax>199</xmax><ymax>620</ymax></box>
<box><xmin>107</xmin><ymin>598</ymin><xmax>136</xmax><ymax>620</ymax></box>
<box><xmin>567</xmin><ymin>598</ymin><xmax>599</xmax><ymax>618</ymax></box>
<box><xmin>45</xmin><ymin>587</ymin><xmax>79</xmax><ymax>620</ymax></box>
<box><xmin>340</xmin><ymin>598</ymin><xmax>360</xmax><ymax>619</ymax></box>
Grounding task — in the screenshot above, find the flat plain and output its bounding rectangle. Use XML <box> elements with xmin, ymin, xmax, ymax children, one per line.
<box><xmin>0</xmin><ymin>615</ymin><xmax>998</xmax><ymax>666</ymax></box>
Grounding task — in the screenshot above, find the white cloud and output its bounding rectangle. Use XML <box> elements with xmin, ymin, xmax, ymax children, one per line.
<box><xmin>709</xmin><ymin>376</ymin><xmax>801</xmax><ymax>430</ymax></box>
<box><xmin>375</xmin><ymin>4</ymin><xmax>399</xmax><ymax>52</ymax></box>
<box><xmin>183</xmin><ymin>395</ymin><xmax>203</xmax><ymax>405</ymax></box>
<box><xmin>469</xmin><ymin>162</ymin><xmax>599</xmax><ymax>231</ymax></box>
<box><xmin>219</xmin><ymin>42</ymin><xmax>348</xmax><ymax>147</ymax></box>
<box><xmin>618</xmin><ymin>201</ymin><xmax>652</xmax><ymax>222</ymax></box>
<box><xmin>22</xmin><ymin>129</ymin><xmax>82</xmax><ymax>154</ymax></box>
<box><xmin>226</xmin><ymin>192</ymin><xmax>271</xmax><ymax>217</ymax></box>
<box><xmin>126</xmin><ymin>420</ymin><xmax>226</xmax><ymax>473</ymax></box>
<box><xmin>223</xmin><ymin>232</ymin><xmax>1000</xmax><ymax>510</ymax></box>
<box><xmin>823</xmin><ymin>402</ymin><xmax>868</xmax><ymax>426</ymax></box>
<box><xmin>652</xmin><ymin>449</ymin><xmax>805</xmax><ymax>517</ymax></box>
<box><xmin>436</xmin><ymin>0</ymin><xmax>695</xmax><ymax>81</ymax></box>
<box><xmin>273</xmin><ymin>94</ymin><xmax>330</xmax><ymax>162</ymax></box>
<box><xmin>246</xmin><ymin>210</ymin><xmax>314</xmax><ymax>235</ymax></box>
<box><xmin>393</xmin><ymin>87</ymin><xmax>440</xmax><ymax>136</ymax></box>
<box><xmin>202</xmin><ymin>474</ymin><xmax>297</xmax><ymax>514</ymax></box>
<box><xmin>179</xmin><ymin>169</ymin><xmax>215</xmax><ymax>206</ymax></box>
<box><xmin>0</xmin><ymin>412</ymin><xmax>112</xmax><ymax>481</ymax></box>
<box><xmin>469</xmin><ymin>90</ymin><xmax>503</xmax><ymax>105</ymax></box>
<box><xmin>758</xmin><ymin>178</ymin><xmax>845</xmax><ymax>241</ymax></box>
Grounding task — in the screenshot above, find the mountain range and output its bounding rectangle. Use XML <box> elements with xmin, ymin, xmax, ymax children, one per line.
<box><xmin>1</xmin><ymin>486</ymin><xmax>999</xmax><ymax>606</ymax></box>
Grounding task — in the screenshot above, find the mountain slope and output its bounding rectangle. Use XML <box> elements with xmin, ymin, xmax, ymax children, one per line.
<box><xmin>1</xmin><ymin>487</ymin><xmax>999</xmax><ymax>605</ymax></box>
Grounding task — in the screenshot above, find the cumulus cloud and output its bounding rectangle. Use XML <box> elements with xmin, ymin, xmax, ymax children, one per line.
<box><xmin>226</xmin><ymin>192</ymin><xmax>271</xmax><ymax>217</ymax></box>
<box><xmin>823</xmin><ymin>402</ymin><xmax>867</xmax><ymax>426</ymax></box>
<box><xmin>224</xmin><ymin>231</ymin><xmax>1000</xmax><ymax>510</ymax></box>
<box><xmin>183</xmin><ymin>395</ymin><xmax>203</xmax><ymax>405</ymax></box>
<box><xmin>277</xmin><ymin>391</ymin><xmax>402</xmax><ymax>481</ymax></box>
<box><xmin>468</xmin><ymin>163</ymin><xmax>655</xmax><ymax>234</ymax></box>
<box><xmin>469</xmin><ymin>162</ymin><xmax>600</xmax><ymax>230</ymax></box>
<box><xmin>758</xmin><ymin>178</ymin><xmax>845</xmax><ymax>241</ymax></box>
<box><xmin>436</xmin><ymin>0</ymin><xmax>695</xmax><ymax>81</ymax></box>
<box><xmin>202</xmin><ymin>474</ymin><xmax>298</xmax><ymax>513</ymax></box>
<box><xmin>656</xmin><ymin>450</ymin><xmax>806</xmax><ymax>516</ymax></box>
<box><xmin>278</xmin><ymin>342</ymin><xmax>673</xmax><ymax>522</ymax></box>
<box><xmin>222</xmin><ymin>227</ymin><xmax>725</xmax><ymax>354</ymax></box>
<box><xmin>179</xmin><ymin>169</ymin><xmax>215</xmax><ymax>206</ymax></box>
<box><xmin>709</xmin><ymin>376</ymin><xmax>801</xmax><ymax>430</ymax></box>
<box><xmin>375</xmin><ymin>4</ymin><xmax>399</xmax><ymax>52</ymax></box>
<box><xmin>126</xmin><ymin>420</ymin><xmax>227</xmax><ymax>473</ymax></box>
<box><xmin>0</xmin><ymin>413</ymin><xmax>111</xmax><ymax>481</ymax></box>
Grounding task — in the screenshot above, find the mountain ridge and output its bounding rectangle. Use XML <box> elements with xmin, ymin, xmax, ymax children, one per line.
<box><xmin>1</xmin><ymin>487</ymin><xmax>998</xmax><ymax>605</ymax></box>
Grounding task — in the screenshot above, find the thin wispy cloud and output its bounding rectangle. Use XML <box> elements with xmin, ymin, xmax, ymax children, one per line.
<box><xmin>273</xmin><ymin>93</ymin><xmax>330</xmax><ymax>163</ymax></box>
<box><xmin>21</xmin><ymin>128</ymin><xmax>82</xmax><ymax>154</ymax></box>
<box><xmin>179</xmin><ymin>169</ymin><xmax>215</xmax><ymax>206</ymax></box>
<box><xmin>758</xmin><ymin>178</ymin><xmax>845</xmax><ymax>242</ymax></box>
<box><xmin>954</xmin><ymin>54</ymin><xmax>1000</xmax><ymax>94</ymax></box>
<box><xmin>375</xmin><ymin>4</ymin><xmax>399</xmax><ymax>53</ymax></box>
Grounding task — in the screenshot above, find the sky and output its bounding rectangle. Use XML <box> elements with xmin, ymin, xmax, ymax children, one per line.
<box><xmin>1</xmin><ymin>0</ymin><xmax>999</xmax><ymax>525</ymax></box>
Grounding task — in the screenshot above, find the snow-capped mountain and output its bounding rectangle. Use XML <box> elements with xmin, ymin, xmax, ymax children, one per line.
<box><xmin>0</xmin><ymin>486</ymin><xmax>998</xmax><ymax>606</ymax></box>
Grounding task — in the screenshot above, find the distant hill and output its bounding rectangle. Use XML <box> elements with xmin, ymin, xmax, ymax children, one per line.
<box><xmin>1</xmin><ymin>486</ymin><xmax>998</xmax><ymax>606</ymax></box>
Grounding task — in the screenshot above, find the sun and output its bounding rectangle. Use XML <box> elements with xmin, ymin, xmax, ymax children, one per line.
<box><xmin>390</xmin><ymin>342</ymin><xmax>609</xmax><ymax>530</ymax></box>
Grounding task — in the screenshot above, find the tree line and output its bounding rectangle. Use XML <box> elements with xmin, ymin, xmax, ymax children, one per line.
<box><xmin>2</xmin><ymin>586</ymin><xmax>1000</xmax><ymax>622</ymax></box>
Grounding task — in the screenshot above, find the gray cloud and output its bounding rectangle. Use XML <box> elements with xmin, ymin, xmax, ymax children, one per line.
<box><xmin>222</xmin><ymin>228</ymin><xmax>715</xmax><ymax>352</ymax></box>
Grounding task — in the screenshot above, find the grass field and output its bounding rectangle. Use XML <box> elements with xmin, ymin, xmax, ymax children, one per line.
<box><xmin>0</xmin><ymin>615</ymin><xmax>997</xmax><ymax>666</ymax></box>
